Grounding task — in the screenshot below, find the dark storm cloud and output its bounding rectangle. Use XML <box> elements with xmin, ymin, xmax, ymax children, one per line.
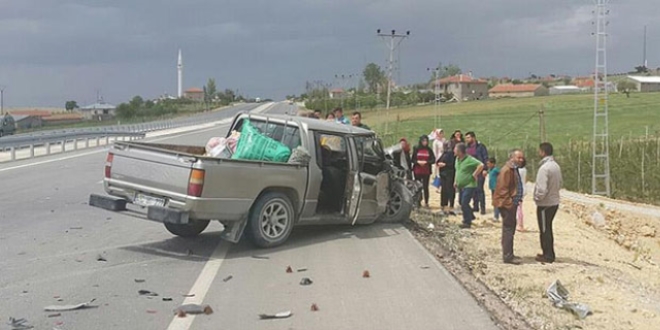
<box><xmin>0</xmin><ymin>0</ymin><xmax>656</xmax><ymax>107</ymax></box>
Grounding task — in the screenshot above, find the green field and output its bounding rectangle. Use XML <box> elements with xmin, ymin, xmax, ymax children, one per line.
<box><xmin>364</xmin><ymin>92</ymin><xmax>660</xmax><ymax>204</ymax></box>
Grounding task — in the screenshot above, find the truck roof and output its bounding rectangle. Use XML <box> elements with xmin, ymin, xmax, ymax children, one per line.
<box><xmin>238</xmin><ymin>113</ymin><xmax>374</xmax><ymax>135</ymax></box>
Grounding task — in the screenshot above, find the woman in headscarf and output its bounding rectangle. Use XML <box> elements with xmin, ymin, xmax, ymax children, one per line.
<box><xmin>411</xmin><ymin>135</ymin><xmax>435</xmax><ymax>208</ymax></box>
<box><xmin>437</xmin><ymin>140</ymin><xmax>456</xmax><ymax>215</ymax></box>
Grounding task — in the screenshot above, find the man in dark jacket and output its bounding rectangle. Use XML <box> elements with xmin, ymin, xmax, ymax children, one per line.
<box><xmin>493</xmin><ymin>148</ymin><xmax>525</xmax><ymax>265</ymax></box>
<box><xmin>465</xmin><ymin>131</ymin><xmax>489</xmax><ymax>214</ymax></box>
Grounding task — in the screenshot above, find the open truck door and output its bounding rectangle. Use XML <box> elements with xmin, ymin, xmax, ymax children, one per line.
<box><xmin>345</xmin><ymin>138</ymin><xmax>363</xmax><ymax>225</ymax></box>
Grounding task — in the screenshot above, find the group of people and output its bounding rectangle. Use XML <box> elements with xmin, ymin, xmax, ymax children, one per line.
<box><xmin>396</xmin><ymin>129</ymin><xmax>563</xmax><ymax>265</ymax></box>
<box><xmin>305</xmin><ymin>107</ymin><xmax>371</xmax><ymax>130</ymax></box>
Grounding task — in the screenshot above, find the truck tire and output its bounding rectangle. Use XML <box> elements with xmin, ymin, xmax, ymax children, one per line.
<box><xmin>247</xmin><ymin>192</ymin><xmax>295</xmax><ymax>248</ymax></box>
<box><xmin>379</xmin><ymin>181</ymin><xmax>413</xmax><ymax>223</ymax></box>
<box><xmin>164</xmin><ymin>220</ymin><xmax>210</xmax><ymax>238</ymax></box>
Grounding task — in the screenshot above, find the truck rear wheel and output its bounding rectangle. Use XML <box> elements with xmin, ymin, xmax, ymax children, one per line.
<box><xmin>379</xmin><ymin>181</ymin><xmax>413</xmax><ymax>223</ymax></box>
<box><xmin>164</xmin><ymin>220</ymin><xmax>210</xmax><ymax>238</ymax></box>
<box><xmin>247</xmin><ymin>192</ymin><xmax>295</xmax><ymax>248</ymax></box>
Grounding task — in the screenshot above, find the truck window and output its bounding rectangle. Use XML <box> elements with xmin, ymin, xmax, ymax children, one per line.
<box><xmin>354</xmin><ymin>136</ymin><xmax>384</xmax><ymax>175</ymax></box>
<box><xmin>234</xmin><ymin>118</ymin><xmax>302</xmax><ymax>150</ymax></box>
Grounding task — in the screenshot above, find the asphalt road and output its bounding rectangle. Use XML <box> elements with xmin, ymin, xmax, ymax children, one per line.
<box><xmin>0</xmin><ymin>102</ymin><xmax>497</xmax><ymax>330</ymax></box>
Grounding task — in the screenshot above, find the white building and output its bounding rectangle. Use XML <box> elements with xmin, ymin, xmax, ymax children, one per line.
<box><xmin>627</xmin><ymin>76</ymin><xmax>660</xmax><ymax>93</ymax></box>
<box><xmin>79</xmin><ymin>102</ymin><xmax>116</xmax><ymax>120</ymax></box>
<box><xmin>549</xmin><ymin>85</ymin><xmax>582</xmax><ymax>95</ymax></box>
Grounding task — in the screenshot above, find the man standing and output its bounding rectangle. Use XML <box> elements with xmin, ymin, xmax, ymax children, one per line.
<box><xmin>465</xmin><ymin>132</ymin><xmax>489</xmax><ymax>215</ymax></box>
<box><xmin>333</xmin><ymin>108</ymin><xmax>350</xmax><ymax>125</ymax></box>
<box><xmin>533</xmin><ymin>143</ymin><xmax>563</xmax><ymax>264</ymax></box>
<box><xmin>493</xmin><ymin>149</ymin><xmax>524</xmax><ymax>265</ymax></box>
<box><xmin>350</xmin><ymin>111</ymin><xmax>370</xmax><ymax>130</ymax></box>
<box><xmin>453</xmin><ymin>143</ymin><xmax>484</xmax><ymax>229</ymax></box>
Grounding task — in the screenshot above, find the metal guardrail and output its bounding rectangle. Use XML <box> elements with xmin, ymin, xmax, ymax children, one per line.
<box><xmin>0</xmin><ymin>131</ymin><xmax>146</xmax><ymax>162</ymax></box>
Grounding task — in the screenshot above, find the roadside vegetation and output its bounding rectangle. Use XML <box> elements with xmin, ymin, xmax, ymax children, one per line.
<box><xmin>362</xmin><ymin>92</ymin><xmax>660</xmax><ymax>205</ymax></box>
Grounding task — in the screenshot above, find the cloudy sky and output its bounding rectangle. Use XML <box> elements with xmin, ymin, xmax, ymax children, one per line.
<box><xmin>0</xmin><ymin>0</ymin><xmax>656</xmax><ymax>107</ymax></box>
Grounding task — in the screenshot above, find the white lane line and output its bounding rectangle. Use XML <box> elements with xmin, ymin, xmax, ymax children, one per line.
<box><xmin>0</xmin><ymin>123</ymin><xmax>232</xmax><ymax>173</ymax></box>
<box><xmin>167</xmin><ymin>242</ymin><xmax>230</xmax><ymax>330</ymax></box>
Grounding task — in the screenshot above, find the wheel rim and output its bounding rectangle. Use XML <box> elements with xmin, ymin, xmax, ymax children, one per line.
<box><xmin>260</xmin><ymin>199</ymin><xmax>289</xmax><ymax>239</ymax></box>
<box><xmin>387</xmin><ymin>190</ymin><xmax>403</xmax><ymax>216</ymax></box>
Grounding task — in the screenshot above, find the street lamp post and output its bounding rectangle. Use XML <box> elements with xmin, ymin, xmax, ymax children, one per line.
<box><xmin>377</xmin><ymin>29</ymin><xmax>410</xmax><ymax>134</ymax></box>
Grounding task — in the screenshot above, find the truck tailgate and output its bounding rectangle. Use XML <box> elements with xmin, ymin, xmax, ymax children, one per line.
<box><xmin>108</xmin><ymin>143</ymin><xmax>194</xmax><ymax>197</ymax></box>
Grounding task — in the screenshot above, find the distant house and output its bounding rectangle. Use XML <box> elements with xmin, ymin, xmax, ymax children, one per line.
<box><xmin>489</xmin><ymin>84</ymin><xmax>549</xmax><ymax>98</ymax></box>
<box><xmin>79</xmin><ymin>102</ymin><xmax>116</xmax><ymax>120</ymax></box>
<box><xmin>549</xmin><ymin>85</ymin><xmax>582</xmax><ymax>95</ymax></box>
<box><xmin>9</xmin><ymin>110</ymin><xmax>52</xmax><ymax>118</ymax></box>
<box><xmin>329</xmin><ymin>88</ymin><xmax>344</xmax><ymax>99</ymax></box>
<box><xmin>627</xmin><ymin>76</ymin><xmax>660</xmax><ymax>92</ymax></box>
<box><xmin>432</xmin><ymin>74</ymin><xmax>489</xmax><ymax>102</ymax></box>
<box><xmin>13</xmin><ymin>115</ymin><xmax>43</xmax><ymax>130</ymax></box>
<box><xmin>184</xmin><ymin>87</ymin><xmax>204</xmax><ymax>101</ymax></box>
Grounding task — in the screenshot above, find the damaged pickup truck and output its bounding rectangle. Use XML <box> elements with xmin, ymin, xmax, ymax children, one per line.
<box><xmin>89</xmin><ymin>113</ymin><xmax>420</xmax><ymax>248</ymax></box>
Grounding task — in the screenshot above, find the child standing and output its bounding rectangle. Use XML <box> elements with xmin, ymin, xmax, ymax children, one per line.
<box><xmin>486</xmin><ymin>158</ymin><xmax>501</xmax><ymax>221</ymax></box>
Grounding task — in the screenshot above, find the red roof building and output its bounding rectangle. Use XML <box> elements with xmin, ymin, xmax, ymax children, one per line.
<box><xmin>489</xmin><ymin>84</ymin><xmax>549</xmax><ymax>98</ymax></box>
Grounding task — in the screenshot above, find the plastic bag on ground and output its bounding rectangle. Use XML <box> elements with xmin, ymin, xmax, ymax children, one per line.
<box><xmin>546</xmin><ymin>280</ymin><xmax>592</xmax><ymax>320</ymax></box>
<box><xmin>232</xmin><ymin>119</ymin><xmax>291</xmax><ymax>162</ymax></box>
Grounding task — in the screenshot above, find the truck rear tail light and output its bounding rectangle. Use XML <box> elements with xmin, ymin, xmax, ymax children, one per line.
<box><xmin>188</xmin><ymin>169</ymin><xmax>205</xmax><ymax>197</ymax></box>
<box><xmin>104</xmin><ymin>153</ymin><xmax>114</xmax><ymax>178</ymax></box>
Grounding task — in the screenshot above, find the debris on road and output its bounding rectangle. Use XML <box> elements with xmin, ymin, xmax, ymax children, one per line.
<box><xmin>363</xmin><ymin>270</ymin><xmax>370</xmax><ymax>278</ymax></box>
<box><xmin>134</xmin><ymin>279</ymin><xmax>146</xmax><ymax>283</ymax></box>
<box><xmin>69</xmin><ymin>226</ymin><xmax>83</xmax><ymax>230</ymax></box>
<box><xmin>173</xmin><ymin>304</ymin><xmax>214</xmax><ymax>317</ymax></box>
<box><xmin>546</xmin><ymin>280</ymin><xmax>592</xmax><ymax>320</ymax></box>
<box><xmin>223</xmin><ymin>275</ymin><xmax>233</xmax><ymax>282</ymax></box>
<box><xmin>146</xmin><ymin>310</ymin><xmax>158</xmax><ymax>314</ymax></box>
<box><xmin>47</xmin><ymin>313</ymin><xmax>61</xmax><ymax>318</ymax></box>
<box><xmin>286</xmin><ymin>266</ymin><xmax>293</xmax><ymax>273</ymax></box>
<box><xmin>252</xmin><ymin>255</ymin><xmax>270</xmax><ymax>260</ymax></box>
<box><xmin>8</xmin><ymin>317</ymin><xmax>34</xmax><ymax>330</ymax></box>
<box><xmin>310</xmin><ymin>304</ymin><xmax>319</xmax><ymax>312</ymax></box>
<box><xmin>138</xmin><ymin>290</ymin><xmax>159</xmax><ymax>297</ymax></box>
<box><xmin>162</xmin><ymin>298</ymin><xmax>173</xmax><ymax>302</ymax></box>
<box><xmin>258</xmin><ymin>311</ymin><xmax>292</xmax><ymax>320</ymax></box>
<box><xmin>96</xmin><ymin>254</ymin><xmax>107</xmax><ymax>262</ymax></box>
<box><xmin>297</xmin><ymin>267</ymin><xmax>308</xmax><ymax>272</ymax></box>
<box><xmin>420</xmin><ymin>266</ymin><xmax>431</xmax><ymax>269</ymax></box>
<box><xmin>44</xmin><ymin>299</ymin><xmax>97</xmax><ymax>312</ymax></box>
<box><xmin>182</xmin><ymin>294</ymin><xmax>195</xmax><ymax>298</ymax></box>
<box><xmin>299</xmin><ymin>277</ymin><xmax>313</xmax><ymax>286</ymax></box>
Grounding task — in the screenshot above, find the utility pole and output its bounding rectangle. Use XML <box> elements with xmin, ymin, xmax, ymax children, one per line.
<box><xmin>643</xmin><ymin>25</ymin><xmax>648</xmax><ymax>69</ymax></box>
<box><xmin>592</xmin><ymin>0</ymin><xmax>611</xmax><ymax>197</ymax></box>
<box><xmin>0</xmin><ymin>87</ymin><xmax>4</xmax><ymax>115</ymax></box>
<box><xmin>377</xmin><ymin>29</ymin><xmax>410</xmax><ymax>133</ymax></box>
<box><xmin>538</xmin><ymin>105</ymin><xmax>546</xmax><ymax>143</ymax></box>
<box><xmin>427</xmin><ymin>66</ymin><xmax>441</xmax><ymax>128</ymax></box>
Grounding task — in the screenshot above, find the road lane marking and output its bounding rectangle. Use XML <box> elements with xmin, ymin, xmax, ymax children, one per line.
<box><xmin>167</xmin><ymin>242</ymin><xmax>230</xmax><ymax>330</ymax></box>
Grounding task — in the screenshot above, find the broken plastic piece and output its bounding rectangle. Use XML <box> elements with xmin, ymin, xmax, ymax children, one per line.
<box><xmin>138</xmin><ymin>290</ymin><xmax>159</xmax><ymax>297</ymax></box>
<box><xmin>134</xmin><ymin>279</ymin><xmax>146</xmax><ymax>283</ymax></box>
<box><xmin>173</xmin><ymin>304</ymin><xmax>213</xmax><ymax>316</ymax></box>
<box><xmin>69</xmin><ymin>227</ymin><xmax>83</xmax><ymax>230</ymax></box>
<box><xmin>427</xmin><ymin>223</ymin><xmax>435</xmax><ymax>230</ymax></box>
<box><xmin>420</xmin><ymin>266</ymin><xmax>431</xmax><ymax>269</ymax></box>
<box><xmin>363</xmin><ymin>270</ymin><xmax>370</xmax><ymax>278</ymax></box>
<box><xmin>162</xmin><ymin>298</ymin><xmax>173</xmax><ymax>302</ymax></box>
<box><xmin>546</xmin><ymin>280</ymin><xmax>592</xmax><ymax>319</ymax></box>
<box><xmin>252</xmin><ymin>255</ymin><xmax>270</xmax><ymax>260</ymax></box>
<box><xmin>286</xmin><ymin>266</ymin><xmax>293</xmax><ymax>273</ymax></box>
<box><xmin>96</xmin><ymin>254</ymin><xmax>107</xmax><ymax>262</ymax></box>
<box><xmin>300</xmin><ymin>278</ymin><xmax>313</xmax><ymax>286</ymax></box>
<box><xmin>182</xmin><ymin>294</ymin><xmax>195</xmax><ymax>298</ymax></box>
<box><xmin>297</xmin><ymin>268</ymin><xmax>308</xmax><ymax>272</ymax></box>
<box><xmin>223</xmin><ymin>275</ymin><xmax>233</xmax><ymax>282</ymax></box>
<box><xmin>47</xmin><ymin>313</ymin><xmax>61</xmax><ymax>318</ymax></box>
<box><xmin>310</xmin><ymin>304</ymin><xmax>319</xmax><ymax>312</ymax></box>
<box><xmin>258</xmin><ymin>311</ymin><xmax>293</xmax><ymax>320</ymax></box>
<box><xmin>44</xmin><ymin>299</ymin><xmax>97</xmax><ymax>312</ymax></box>
<box><xmin>8</xmin><ymin>317</ymin><xmax>34</xmax><ymax>330</ymax></box>
<box><xmin>146</xmin><ymin>310</ymin><xmax>157</xmax><ymax>314</ymax></box>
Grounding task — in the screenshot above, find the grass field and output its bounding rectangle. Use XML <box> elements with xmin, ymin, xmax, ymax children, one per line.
<box><xmin>363</xmin><ymin>92</ymin><xmax>660</xmax><ymax>204</ymax></box>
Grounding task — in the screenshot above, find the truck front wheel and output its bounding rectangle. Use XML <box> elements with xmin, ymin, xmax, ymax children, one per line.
<box><xmin>379</xmin><ymin>181</ymin><xmax>413</xmax><ymax>223</ymax></box>
<box><xmin>164</xmin><ymin>220</ymin><xmax>210</xmax><ymax>238</ymax></box>
<box><xmin>247</xmin><ymin>192</ymin><xmax>295</xmax><ymax>248</ymax></box>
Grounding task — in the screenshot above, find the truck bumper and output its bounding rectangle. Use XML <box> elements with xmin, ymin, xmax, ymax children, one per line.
<box><xmin>89</xmin><ymin>194</ymin><xmax>190</xmax><ymax>224</ymax></box>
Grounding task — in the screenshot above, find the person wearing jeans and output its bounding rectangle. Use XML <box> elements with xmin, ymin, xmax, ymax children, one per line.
<box><xmin>493</xmin><ymin>149</ymin><xmax>525</xmax><ymax>265</ymax></box>
<box><xmin>533</xmin><ymin>142</ymin><xmax>563</xmax><ymax>264</ymax></box>
<box><xmin>453</xmin><ymin>143</ymin><xmax>484</xmax><ymax>229</ymax></box>
<box><xmin>465</xmin><ymin>131</ymin><xmax>489</xmax><ymax>214</ymax></box>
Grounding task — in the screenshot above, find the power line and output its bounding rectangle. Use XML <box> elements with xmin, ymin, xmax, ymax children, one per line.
<box><xmin>376</xmin><ymin>29</ymin><xmax>410</xmax><ymax>134</ymax></box>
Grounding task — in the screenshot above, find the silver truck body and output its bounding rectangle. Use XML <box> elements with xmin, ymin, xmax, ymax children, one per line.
<box><xmin>90</xmin><ymin>113</ymin><xmax>415</xmax><ymax>247</ymax></box>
